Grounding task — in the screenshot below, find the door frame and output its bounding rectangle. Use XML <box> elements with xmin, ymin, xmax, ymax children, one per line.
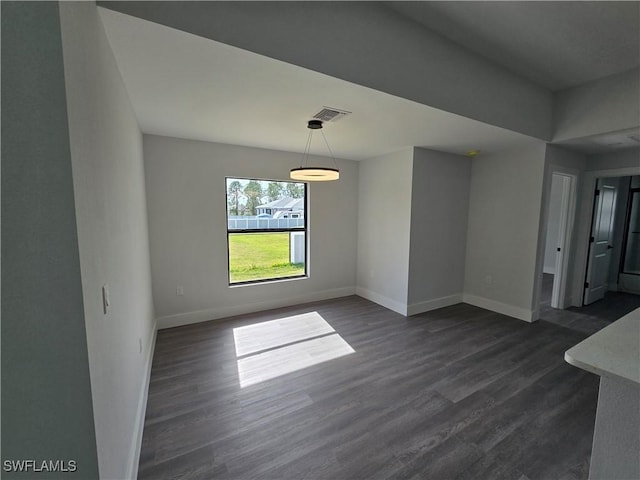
<box><xmin>570</xmin><ymin>166</ymin><xmax>640</xmax><ymax>307</ymax></box>
<box><xmin>551</xmin><ymin>173</ymin><xmax>575</xmax><ymax>309</ymax></box>
<box><xmin>534</xmin><ymin>166</ymin><xmax>578</xmax><ymax>316</ymax></box>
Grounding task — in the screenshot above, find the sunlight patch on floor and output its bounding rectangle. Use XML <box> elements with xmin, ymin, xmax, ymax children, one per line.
<box><xmin>234</xmin><ymin>311</ymin><xmax>355</xmax><ymax>388</ymax></box>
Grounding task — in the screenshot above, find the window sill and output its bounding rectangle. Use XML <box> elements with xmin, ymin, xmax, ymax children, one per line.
<box><xmin>229</xmin><ymin>275</ymin><xmax>308</xmax><ymax>288</ymax></box>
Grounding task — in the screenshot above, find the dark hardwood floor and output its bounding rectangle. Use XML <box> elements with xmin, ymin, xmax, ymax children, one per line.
<box><xmin>540</xmin><ymin>273</ymin><xmax>640</xmax><ymax>335</ymax></box>
<box><xmin>139</xmin><ymin>296</ymin><xmax>599</xmax><ymax>480</ymax></box>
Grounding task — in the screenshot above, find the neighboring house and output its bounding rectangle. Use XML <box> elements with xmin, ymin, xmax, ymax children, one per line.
<box><xmin>256</xmin><ymin>197</ymin><xmax>304</xmax><ymax>218</ymax></box>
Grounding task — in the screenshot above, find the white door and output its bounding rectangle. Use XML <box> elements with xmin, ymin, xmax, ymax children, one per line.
<box><xmin>584</xmin><ymin>179</ymin><xmax>617</xmax><ymax>305</ymax></box>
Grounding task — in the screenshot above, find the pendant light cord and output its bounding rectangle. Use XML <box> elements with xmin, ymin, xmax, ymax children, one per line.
<box><xmin>298</xmin><ymin>120</ymin><xmax>339</xmax><ymax>171</ymax></box>
<box><xmin>301</xmin><ymin>128</ymin><xmax>313</xmax><ymax>168</ymax></box>
<box><xmin>320</xmin><ymin>129</ymin><xmax>339</xmax><ymax>170</ymax></box>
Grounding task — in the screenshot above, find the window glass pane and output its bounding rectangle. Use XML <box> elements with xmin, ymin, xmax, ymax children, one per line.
<box><xmin>229</xmin><ymin>232</ymin><xmax>305</xmax><ymax>283</ymax></box>
<box><xmin>226</xmin><ymin>177</ymin><xmax>307</xmax><ymax>284</ymax></box>
<box><xmin>226</xmin><ymin>178</ymin><xmax>305</xmax><ymax>231</ymax></box>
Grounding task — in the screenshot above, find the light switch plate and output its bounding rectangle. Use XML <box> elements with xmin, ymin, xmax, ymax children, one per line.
<box><xmin>102</xmin><ymin>284</ymin><xmax>110</xmax><ymax>314</ymax></box>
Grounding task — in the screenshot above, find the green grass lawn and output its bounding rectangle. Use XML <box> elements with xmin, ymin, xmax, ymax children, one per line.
<box><xmin>228</xmin><ymin>232</ymin><xmax>305</xmax><ymax>283</ymax></box>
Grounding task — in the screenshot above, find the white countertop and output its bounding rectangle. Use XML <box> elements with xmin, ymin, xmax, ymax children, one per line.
<box><xmin>565</xmin><ymin>307</ymin><xmax>640</xmax><ymax>385</ymax></box>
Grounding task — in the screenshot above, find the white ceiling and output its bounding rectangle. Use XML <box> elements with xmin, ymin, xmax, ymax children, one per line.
<box><xmin>99</xmin><ymin>4</ymin><xmax>639</xmax><ymax>161</ymax></box>
<box><xmin>386</xmin><ymin>1</ymin><xmax>640</xmax><ymax>91</ymax></box>
<box><xmin>99</xmin><ymin>7</ymin><xmax>539</xmax><ymax>161</ymax></box>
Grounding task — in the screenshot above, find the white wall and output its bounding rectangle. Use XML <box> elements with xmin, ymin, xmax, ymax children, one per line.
<box><xmin>535</xmin><ymin>145</ymin><xmax>587</xmax><ymax>309</ymax></box>
<box><xmin>543</xmin><ymin>174</ymin><xmax>565</xmax><ymax>274</ymax></box>
<box><xmin>143</xmin><ymin>135</ymin><xmax>358</xmax><ymax>327</ymax></box>
<box><xmin>407</xmin><ymin>148</ymin><xmax>471</xmax><ymax>314</ymax></box>
<box><xmin>554</xmin><ymin>68</ymin><xmax>640</xmax><ymax>142</ymax></box>
<box><xmin>586</xmin><ymin>147</ymin><xmax>640</xmax><ymax>172</ymax></box>
<box><xmin>99</xmin><ymin>1</ymin><xmax>552</xmax><ymax>140</ymax></box>
<box><xmin>356</xmin><ymin>149</ymin><xmax>414</xmax><ymax>314</ymax></box>
<box><xmin>2</xmin><ymin>3</ymin><xmax>99</xmax><ymax>476</ymax></box>
<box><xmin>463</xmin><ymin>142</ymin><xmax>548</xmax><ymax>321</ymax></box>
<box><xmin>59</xmin><ymin>3</ymin><xmax>155</xmax><ymax>478</ymax></box>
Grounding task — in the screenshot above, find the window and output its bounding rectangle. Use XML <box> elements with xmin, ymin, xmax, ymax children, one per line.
<box><xmin>226</xmin><ymin>177</ymin><xmax>307</xmax><ymax>284</ymax></box>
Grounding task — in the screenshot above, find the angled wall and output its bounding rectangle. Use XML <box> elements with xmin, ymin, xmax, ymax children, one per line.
<box><xmin>59</xmin><ymin>2</ymin><xmax>156</xmax><ymax>478</ymax></box>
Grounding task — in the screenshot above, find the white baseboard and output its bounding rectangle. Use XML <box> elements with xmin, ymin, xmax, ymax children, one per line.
<box><xmin>126</xmin><ymin>320</ymin><xmax>157</xmax><ymax>480</ymax></box>
<box><xmin>157</xmin><ymin>287</ymin><xmax>356</xmax><ymax>329</ymax></box>
<box><xmin>407</xmin><ymin>294</ymin><xmax>463</xmax><ymax>316</ymax></box>
<box><xmin>355</xmin><ymin>286</ymin><xmax>407</xmax><ymax>316</ymax></box>
<box><xmin>462</xmin><ymin>294</ymin><xmax>534</xmax><ymax>323</ymax></box>
<box><xmin>157</xmin><ymin>287</ymin><xmax>537</xmax><ymax>330</ymax></box>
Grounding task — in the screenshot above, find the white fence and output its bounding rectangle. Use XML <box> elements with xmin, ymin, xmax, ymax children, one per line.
<box><xmin>227</xmin><ymin>217</ymin><xmax>304</xmax><ymax>230</ymax></box>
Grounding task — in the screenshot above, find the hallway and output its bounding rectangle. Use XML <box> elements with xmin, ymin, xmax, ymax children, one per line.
<box><xmin>540</xmin><ymin>273</ymin><xmax>640</xmax><ymax>335</ymax></box>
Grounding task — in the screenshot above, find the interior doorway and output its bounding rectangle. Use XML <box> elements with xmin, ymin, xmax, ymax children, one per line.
<box><xmin>583</xmin><ymin>175</ymin><xmax>640</xmax><ymax>303</ymax></box>
<box><xmin>583</xmin><ymin>178</ymin><xmax>618</xmax><ymax>304</ymax></box>
<box><xmin>542</xmin><ymin>172</ymin><xmax>575</xmax><ymax>309</ymax></box>
<box><xmin>539</xmin><ymin>167</ymin><xmax>640</xmax><ymax>331</ymax></box>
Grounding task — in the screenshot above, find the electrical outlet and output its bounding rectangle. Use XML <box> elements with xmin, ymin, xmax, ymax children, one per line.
<box><xmin>176</xmin><ymin>285</ymin><xmax>184</xmax><ymax>296</ymax></box>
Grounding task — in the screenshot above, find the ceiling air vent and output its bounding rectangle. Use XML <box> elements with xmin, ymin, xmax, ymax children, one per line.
<box><xmin>312</xmin><ymin>107</ymin><xmax>351</xmax><ymax>123</ymax></box>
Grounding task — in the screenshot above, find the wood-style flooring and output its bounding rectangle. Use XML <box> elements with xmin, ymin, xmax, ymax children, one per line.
<box><xmin>540</xmin><ymin>273</ymin><xmax>640</xmax><ymax>335</ymax></box>
<box><xmin>139</xmin><ymin>296</ymin><xmax>599</xmax><ymax>480</ymax></box>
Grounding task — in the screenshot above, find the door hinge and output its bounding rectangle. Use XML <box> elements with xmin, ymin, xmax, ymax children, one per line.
<box><xmin>557</xmin><ymin>247</ymin><xmax>561</xmax><ymax>252</ymax></box>
<box><xmin>595</xmin><ymin>189</ymin><xmax>600</xmax><ymax>196</ymax></box>
<box><xmin>590</xmin><ymin>236</ymin><xmax>595</xmax><ymax>243</ymax></box>
<box><xmin>584</xmin><ymin>282</ymin><xmax>590</xmax><ymax>288</ymax></box>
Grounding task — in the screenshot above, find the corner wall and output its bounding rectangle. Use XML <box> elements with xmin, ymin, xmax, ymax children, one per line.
<box><xmin>143</xmin><ymin>135</ymin><xmax>359</xmax><ymax>327</ymax></box>
<box><xmin>356</xmin><ymin>149</ymin><xmax>414</xmax><ymax>314</ymax></box>
<box><xmin>59</xmin><ymin>2</ymin><xmax>156</xmax><ymax>478</ymax></box>
<box><xmin>407</xmin><ymin>148</ymin><xmax>471</xmax><ymax>314</ymax></box>
<box><xmin>463</xmin><ymin>142</ymin><xmax>548</xmax><ymax>321</ymax></box>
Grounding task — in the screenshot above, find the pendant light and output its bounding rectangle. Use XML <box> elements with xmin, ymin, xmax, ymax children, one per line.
<box><xmin>290</xmin><ymin>119</ymin><xmax>340</xmax><ymax>181</ymax></box>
